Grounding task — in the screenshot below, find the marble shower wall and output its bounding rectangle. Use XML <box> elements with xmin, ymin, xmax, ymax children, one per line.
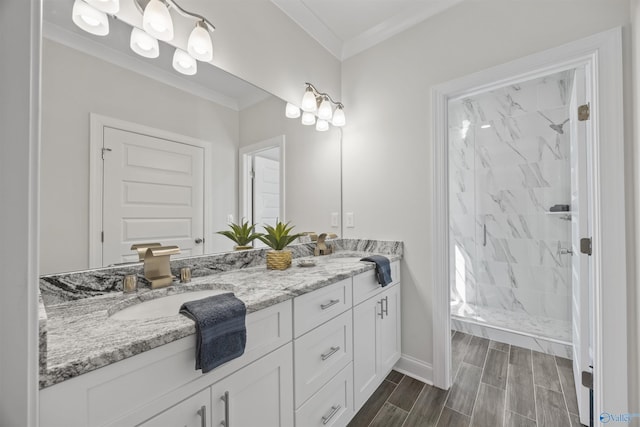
<box><xmin>449</xmin><ymin>70</ymin><xmax>573</xmax><ymax>325</ymax></box>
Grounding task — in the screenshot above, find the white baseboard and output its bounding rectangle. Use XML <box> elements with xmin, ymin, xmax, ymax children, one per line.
<box><xmin>393</xmin><ymin>354</ymin><xmax>433</xmax><ymax>385</ymax></box>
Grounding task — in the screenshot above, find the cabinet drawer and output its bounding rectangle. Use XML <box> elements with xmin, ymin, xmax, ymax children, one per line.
<box><xmin>138</xmin><ymin>388</ymin><xmax>209</xmax><ymax>427</ymax></box>
<box><xmin>294</xmin><ymin>310</ymin><xmax>352</xmax><ymax>407</ymax></box>
<box><xmin>294</xmin><ymin>278</ymin><xmax>352</xmax><ymax>337</ymax></box>
<box><xmin>353</xmin><ymin>260</ymin><xmax>400</xmax><ymax>305</ymax></box>
<box><xmin>295</xmin><ymin>363</ymin><xmax>353</xmax><ymax>427</ymax></box>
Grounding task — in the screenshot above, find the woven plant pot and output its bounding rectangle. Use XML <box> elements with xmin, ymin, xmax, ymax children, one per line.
<box><xmin>266</xmin><ymin>250</ymin><xmax>292</xmax><ymax>270</ymax></box>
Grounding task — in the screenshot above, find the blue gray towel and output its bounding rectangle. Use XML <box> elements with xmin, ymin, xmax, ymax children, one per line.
<box><xmin>360</xmin><ymin>255</ymin><xmax>393</xmax><ymax>287</ymax></box>
<box><xmin>179</xmin><ymin>292</ymin><xmax>247</xmax><ymax>374</ymax></box>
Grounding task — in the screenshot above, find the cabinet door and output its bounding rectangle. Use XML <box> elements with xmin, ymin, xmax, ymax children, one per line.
<box><xmin>210</xmin><ymin>343</ymin><xmax>294</xmax><ymax>427</ymax></box>
<box><xmin>138</xmin><ymin>388</ymin><xmax>210</xmax><ymax>427</ymax></box>
<box><xmin>379</xmin><ymin>285</ymin><xmax>401</xmax><ymax>373</ymax></box>
<box><xmin>353</xmin><ymin>294</ymin><xmax>382</xmax><ymax>411</ymax></box>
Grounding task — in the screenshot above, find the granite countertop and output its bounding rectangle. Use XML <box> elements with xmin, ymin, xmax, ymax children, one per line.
<box><xmin>39</xmin><ymin>245</ymin><xmax>402</xmax><ymax>389</ymax></box>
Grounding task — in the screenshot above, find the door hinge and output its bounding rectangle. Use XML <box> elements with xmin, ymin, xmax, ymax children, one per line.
<box><xmin>101</xmin><ymin>231</ymin><xmax>104</xmax><ymax>243</ymax></box>
<box><xmin>582</xmin><ymin>369</ymin><xmax>593</xmax><ymax>389</ymax></box>
<box><xmin>578</xmin><ymin>103</ymin><xmax>590</xmax><ymax>121</ymax></box>
<box><xmin>580</xmin><ymin>237</ymin><xmax>592</xmax><ymax>256</ymax></box>
<box><xmin>101</xmin><ymin>147</ymin><xmax>112</xmax><ymax>160</ymax></box>
<box><xmin>250</xmin><ymin>169</ymin><xmax>255</xmax><ymax>179</ymax></box>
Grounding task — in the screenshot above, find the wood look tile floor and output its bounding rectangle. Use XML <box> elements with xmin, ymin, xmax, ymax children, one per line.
<box><xmin>348</xmin><ymin>331</ymin><xmax>585</xmax><ymax>427</ymax></box>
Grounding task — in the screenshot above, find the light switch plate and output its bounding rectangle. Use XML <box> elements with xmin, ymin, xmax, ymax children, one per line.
<box><xmin>346</xmin><ymin>212</ymin><xmax>355</xmax><ymax>228</ymax></box>
<box><xmin>331</xmin><ymin>212</ymin><xmax>339</xmax><ymax>227</ymax></box>
<box><xmin>227</xmin><ymin>214</ymin><xmax>234</xmax><ymax>224</ymax></box>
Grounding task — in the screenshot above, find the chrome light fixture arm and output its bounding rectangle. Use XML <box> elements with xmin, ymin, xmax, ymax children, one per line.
<box><xmin>305</xmin><ymin>82</ymin><xmax>344</xmax><ymax>109</ymax></box>
<box><xmin>133</xmin><ymin>0</ymin><xmax>216</xmax><ymax>32</ymax></box>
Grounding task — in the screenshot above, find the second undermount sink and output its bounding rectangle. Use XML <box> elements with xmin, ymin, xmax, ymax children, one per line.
<box><xmin>109</xmin><ymin>289</ymin><xmax>229</xmax><ymax>321</ymax></box>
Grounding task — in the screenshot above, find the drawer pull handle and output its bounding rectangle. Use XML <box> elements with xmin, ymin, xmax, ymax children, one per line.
<box><xmin>383</xmin><ymin>296</ymin><xmax>389</xmax><ymax>317</ymax></box>
<box><xmin>321</xmin><ymin>346</ymin><xmax>340</xmax><ymax>361</ymax></box>
<box><xmin>321</xmin><ymin>405</ymin><xmax>341</xmax><ymax>424</ymax></box>
<box><xmin>320</xmin><ymin>299</ymin><xmax>340</xmax><ymax>310</ymax></box>
<box><xmin>221</xmin><ymin>391</ymin><xmax>230</xmax><ymax>427</ymax></box>
<box><xmin>197</xmin><ymin>405</ymin><xmax>206</xmax><ymax>427</ymax></box>
<box><xmin>378</xmin><ymin>299</ymin><xmax>384</xmax><ymax>319</ymax></box>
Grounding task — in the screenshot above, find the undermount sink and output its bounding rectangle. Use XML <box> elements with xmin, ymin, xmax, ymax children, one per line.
<box><xmin>109</xmin><ymin>289</ymin><xmax>229</xmax><ymax>321</ymax></box>
<box><xmin>326</xmin><ymin>256</ymin><xmax>366</xmax><ymax>264</ymax></box>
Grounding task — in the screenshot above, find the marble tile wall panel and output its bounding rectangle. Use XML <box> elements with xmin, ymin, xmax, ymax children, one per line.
<box><xmin>449</xmin><ymin>69</ymin><xmax>574</xmax><ymax>329</ymax></box>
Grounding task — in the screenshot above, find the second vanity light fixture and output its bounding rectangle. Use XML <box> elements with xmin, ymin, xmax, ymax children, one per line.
<box><xmin>286</xmin><ymin>83</ymin><xmax>346</xmax><ymax>131</ymax></box>
<box><xmin>72</xmin><ymin>0</ymin><xmax>215</xmax><ymax>76</ymax></box>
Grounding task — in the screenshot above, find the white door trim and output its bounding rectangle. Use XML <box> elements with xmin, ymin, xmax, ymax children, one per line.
<box><xmin>239</xmin><ymin>136</ymin><xmax>286</xmax><ymax>226</ymax></box>
<box><xmin>89</xmin><ymin>114</ymin><xmax>214</xmax><ymax>268</ymax></box>
<box><xmin>431</xmin><ymin>27</ymin><xmax>627</xmax><ymax>418</ymax></box>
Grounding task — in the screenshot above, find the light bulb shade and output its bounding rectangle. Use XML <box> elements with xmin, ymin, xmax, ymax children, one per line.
<box><xmin>316</xmin><ymin>119</ymin><xmax>329</xmax><ymax>132</ymax></box>
<box><xmin>317</xmin><ymin>97</ymin><xmax>333</xmax><ymax>121</ymax></box>
<box><xmin>172</xmin><ymin>48</ymin><xmax>197</xmax><ymax>75</ymax></box>
<box><xmin>301</xmin><ymin>111</ymin><xmax>316</xmax><ymax>126</ymax></box>
<box><xmin>285</xmin><ymin>103</ymin><xmax>301</xmax><ymax>119</ymax></box>
<box><xmin>187</xmin><ymin>22</ymin><xmax>213</xmax><ymax>61</ymax></box>
<box><xmin>85</xmin><ymin>0</ymin><xmax>119</xmax><ymax>14</ymax></box>
<box><xmin>301</xmin><ymin>88</ymin><xmax>317</xmax><ymax>113</ymax></box>
<box><xmin>72</xmin><ymin>0</ymin><xmax>109</xmax><ymax>36</ymax></box>
<box><xmin>143</xmin><ymin>0</ymin><xmax>174</xmax><ymax>41</ymax></box>
<box><xmin>331</xmin><ymin>106</ymin><xmax>346</xmax><ymax>127</ymax></box>
<box><xmin>130</xmin><ymin>28</ymin><xmax>159</xmax><ymax>58</ymax></box>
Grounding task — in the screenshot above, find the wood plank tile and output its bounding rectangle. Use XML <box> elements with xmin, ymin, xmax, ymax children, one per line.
<box><xmin>482</xmin><ymin>348</ymin><xmax>508</xmax><ymax>390</ymax></box>
<box><xmin>489</xmin><ymin>340</ymin><xmax>510</xmax><ymax>353</ymax></box>
<box><xmin>555</xmin><ymin>358</ymin><xmax>579</xmax><ymax>415</ymax></box>
<box><xmin>348</xmin><ymin>380</ymin><xmax>397</xmax><ymax>427</ymax></box>
<box><xmin>445</xmin><ymin>362</ymin><xmax>482</xmax><ymax>416</ymax></box>
<box><xmin>532</xmin><ymin>351</ymin><xmax>562</xmax><ymax>392</ymax></box>
<box><xmin>509</xmin><ymin>346</ymin><xmax>532</xmax><ymax>368</ymax></box>
<box><xmin>403</xmin><ymin>384</ymin><xmax>448</xmax><ymax>427</ymax></box>
<box><xmin>507</xmin><ymin>353</ymin><xmax>536</xmax><ymax>420</ymax></box>
<box><xmin>471</xmin><ymin>383</ymin><xmax>505</xmax><ymax>427</ymax></box>
<box><xmin>535</xmin><ymin>385</ymin><xmax>571</xmax><ymax>427</ymax></box>
<box><xmin>369</xmin><ymin>402</ymin><xmax>408</xmax><ymax>427</ymax></box>
<box><xmin>505</xmin><ymin>411</ymin><xmax>537</xmax><ymax>427</ymax></box>
<box><xmin>452</xmin><ymin>331</ymin><xmax>472</xmax><ymax>379</ymax></box>
<box><xmin>388</xmin><ymin>375</ymin><xmax>425</xmax><ymax>411</ymax></box>
<box><xmin>437</xmin><ymin>407</ymin><xmax>471</xmax><ymax>427</ymax></box>
<box><xmin>385</xmin><ymin>370</ymin><xmax>405</xmax><ymax>385</ymax></box>
<box><xmin>463</xmin><ymin>336</ymin><xmax>490</xmax><ymax>368</ymax></box>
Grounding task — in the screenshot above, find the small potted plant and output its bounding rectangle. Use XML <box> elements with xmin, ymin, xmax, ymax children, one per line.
<box><xmin>217</xmin><ymin>220</ymin><xmax>263</xmax><ymax>250</ymax></box>
<box><xmin>258</xmin><ymin>221</ymin><xmax>303</xmax><ymax>270</ymax></box>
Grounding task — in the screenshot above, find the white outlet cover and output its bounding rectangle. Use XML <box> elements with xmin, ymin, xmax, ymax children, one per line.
<box><xmin>346</xmin><ymin>212</ymin><xmax>355</xmax><ymax>228</ymax></box>
<box><xmin>227</xmin><ymin>214</ymin><xmax>234</xmax><ymax>224</ymax></box>
<box><xmin>331</xmin><ymin>212</ymin><xmax>339</xmax><ymax>227</ymax></box>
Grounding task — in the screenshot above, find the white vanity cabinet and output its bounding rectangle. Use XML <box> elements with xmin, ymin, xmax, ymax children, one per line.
<box><xmin>352</xmin><ymin>264</ymin><xmax>401</xmax><ymax>411</ymax></box>
<box><xmin>138</xmin><ymin>388</ymin><xmax>210</xmax><ymax>427</ymax></box>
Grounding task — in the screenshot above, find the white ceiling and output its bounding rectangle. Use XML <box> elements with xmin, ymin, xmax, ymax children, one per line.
<box><xmin>271</xmin><ymin>0</ymin><xmax>465</xmax><ymax>60</ymax></box>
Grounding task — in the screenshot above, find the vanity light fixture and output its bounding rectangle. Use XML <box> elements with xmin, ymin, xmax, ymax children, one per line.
<box><xmin>72</xmin><ymin>0</ymin><xmax>215</xmax><ymax>76</ymax></box>
<box><xmin>72</xmin><ymin>0</ymin><xmax>110</xmax><ymax>36</ymax></box>
<box><xmin>130</xmin><ymin>27</ymin><xmax>160</xmax><ymax>58</ymax></box>
<box><xmin>286</xmin><ymin>83</ymin><xmax>346</xmax><ymax>130</ymax></box>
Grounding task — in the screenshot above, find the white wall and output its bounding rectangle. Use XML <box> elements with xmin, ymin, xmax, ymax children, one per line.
<box><xmin>341</xmin><ymin>0</ymin><xmax>632</xmax><ymax>380</ymax></box>
<box><xmin>239</xmin><ymin>96</ymin><xmax>342</xmax><ymax>235</ymax></box>
<box><xmin>0</xmin><ymin>1</ymin><xmax>40</xmax><ymax>425</ymax></box>
<box><xmin>41</xmin><ymin>39</ymin><xmax>239</xmax><ymax>275</ymax></box>
<box><xmin>631</xmin><ymin>0</ymin><xmax>640</xmax><ymax>419</ymax></box>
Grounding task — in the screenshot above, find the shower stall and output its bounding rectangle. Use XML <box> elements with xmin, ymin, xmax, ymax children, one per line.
<box><xmin>448</xmin><ymin>70</ymin><xmax>576</xmax><ymax>356</ymax></box>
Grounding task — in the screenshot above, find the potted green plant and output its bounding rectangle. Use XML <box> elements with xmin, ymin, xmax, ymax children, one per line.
<box><xmin>217</xmin><ymin>220</ymin><xmax>263</xmax><ymax>250</ymax></box>
<box><xmin>258</xmin><ymin>221</ymin><xmax>304</xmax><ymax>270</ymax></box>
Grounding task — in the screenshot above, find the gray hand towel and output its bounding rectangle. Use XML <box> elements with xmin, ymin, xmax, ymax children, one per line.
<box><xmin>360</xmin><ymin>255</ymin><xmax>393</xmax><ymax>287</ymax></box>
<box><xmin>179</xmin><ymin>292</ymin><xmax>247</xmax><ymax>374</ymax></box>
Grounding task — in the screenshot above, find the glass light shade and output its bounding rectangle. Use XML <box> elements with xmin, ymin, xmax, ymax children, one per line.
<box><xmin>172</xmin><ymin>49</ymin><xmax>197</xmax><ymax>75</ymax></box>
<box><xmin>72</xmin><ymin>0</ymin><xmax>109</xmax><ymax>36</ymax></box>
<box><xmin>143</xmin><ymin>0</ymin><xmax>174</xmax><ymax>41</ymax></box>
<box><xmin>316</xmin><ymin>119</ymin><xmax>329</xmax><ymax>132</ymax></box>
<box><xmin>85</xmin><ymin>0</ymin><xmax>119</xmax><ymax>14</ymax></box>
<box><xmin>331</xmin><ymin>106</ymin><xmax>346</xmax><ymax>127</ymax></box>
<box><xmin>130</xmin><ymin>28</ymin><xmax>159</xmax><ymax>58</ymax></box>
<box><xmin>285</xmin><ymin>103</ymin><xmax>301</xmax><ymax>119</ymax></box>
<box><xmin>187</xmin><ymin>23</ymin><xmax>213</xmax><ymax>61</ymax></box>
<box><xmin>301</xmin><ymin>111</ymin><xmax>316</xmax><ymax>126</ymax></box>
<box><xmin>317</xmin><ymin>97</ymin><xmax>333</xmax><ymax>121</ymax></box>
<box><xmin>301</xmin><ymin>88</ymin><xmax>317</xmax><ymax>113</ymax></box>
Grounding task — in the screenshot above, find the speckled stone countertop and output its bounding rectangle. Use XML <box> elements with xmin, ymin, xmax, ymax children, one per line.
<box><xmin>39</xmin><ymin>239</ymin><xmax>402</xmax><ymax>389</ymax></box>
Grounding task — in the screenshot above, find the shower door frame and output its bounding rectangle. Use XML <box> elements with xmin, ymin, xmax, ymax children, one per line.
<box><xmin>431</xmin><ymin>27</ymin><xmax>627</xmax><ymax>420</ymax></box>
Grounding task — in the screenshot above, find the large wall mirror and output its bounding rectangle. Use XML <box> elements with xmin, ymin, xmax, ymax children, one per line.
<box><xmin>41</xmin><ymin>1</ymin><xmax>342</xmax><ymax>275</ymax></box>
